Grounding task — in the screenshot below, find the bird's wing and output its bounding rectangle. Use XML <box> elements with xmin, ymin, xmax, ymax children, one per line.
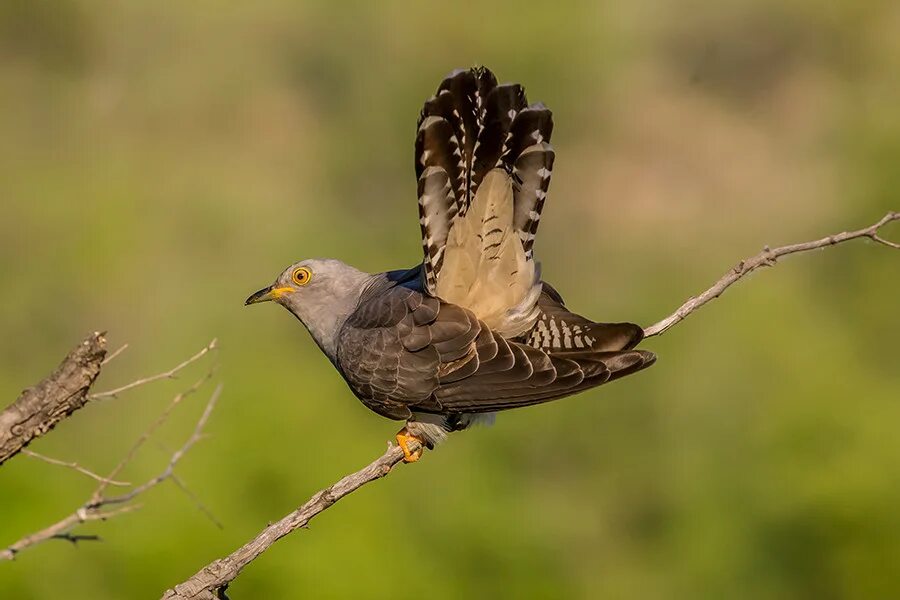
<box><xmin>415</xmin><ymin>67</ymin><xmax>554</xmax><ymax>338</ymax></box>
<box><xmin>338</xmin><ymin>284</ymin><xmax>654</xmax><ymax>419</ymax></box>
<box><xmin>434</xmin><ymin>284</ymin><xmax>656</xmax><ymax>412</ymax></box>
<box><xmin>524</xmin><ymin>282</ymin><xmax>646</xmax><ymax>354</ymax></box>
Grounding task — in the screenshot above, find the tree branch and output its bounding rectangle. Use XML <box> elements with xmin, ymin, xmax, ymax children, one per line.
<box><xmin>0</xmin><ymin>382</ymin><xmax>220</xmax><ymax>561</ymax></box>
<box><xmin>161</xmin><ymin>210</ymin><xmax>898</xmax><ymax>599</ymax></box>
<box><xmin>161</xmin><ymin>440</ymin><xmax>420</xmax><ymax>600</ymax></box>
<box><xmin>643</xmin><ymin>211</ymin><xmax>900</xmax><ymax>338</ymax></box>
<box><xmin>89</xmin><ymin>367</ymin><xmax>216</xmax><ymax>503</ymax></box>
<box><xmin>1</xmin><ymin>339</ymin><xmax>219</xmax><ymax>561</ymax></box>
<box><xmin>0</xmin><ymin>333</ymin><xmax>107</xmax><ymax>466</ymax></box>
<box><xmin>21</xmin><ymin>449</ymin><xmax>131</xmax><ymax>487</ymax></box>
<box><xmin>90</xmin><ymin>339</ymin><xmax>218</xmax><ymax>400</ymax></box>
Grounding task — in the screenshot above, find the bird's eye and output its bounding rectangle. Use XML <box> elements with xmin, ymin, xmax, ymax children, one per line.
<box><xmin>291</xmin><ymin>267</ymin><xmax>312</xmax><ymax>286</ymax></box>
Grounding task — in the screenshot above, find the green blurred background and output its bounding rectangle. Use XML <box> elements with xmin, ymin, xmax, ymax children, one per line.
<box><xmin>2</xmin><ymin>1</ymin><xmax>899</xmax><ymax>598</ymax></box>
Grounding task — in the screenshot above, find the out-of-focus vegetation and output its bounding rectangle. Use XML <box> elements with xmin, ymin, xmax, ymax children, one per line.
<box><xmin>2</xmin><ymin>1</ymin><xmax>899</xmax><ymax>598</ymax></box>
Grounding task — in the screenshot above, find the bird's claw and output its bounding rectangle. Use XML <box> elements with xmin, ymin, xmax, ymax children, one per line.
<box><xmin>396</xmin><ymin>428</ymin><xmax>424</xmax><ymax>463</ymax></box>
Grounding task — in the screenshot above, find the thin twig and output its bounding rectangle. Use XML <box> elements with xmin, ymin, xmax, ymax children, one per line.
<box><xmin>170</xmin><ymin>473</ymin><xmax>224</xmax><ymax>530</ymax></box>
<box><xmin>99</xmin><ymin>384</ymin><xmax>220</xmax><ymax>508</ymax></box>
<box><xmin>21</xmin><ymin>450</ymin><xmax>131</xmax><ymax>487</ymax></box>
<box><xmin>91</xmin><ymin>370</ymin><xmax>216</xmax><ymax>503</ymax></box>
<box><xmin>101</xmin><ymin>343</ymin><xmax>129</xmax><ymax>366</ymax></box>
<box><xmin>52</xmin><ymin>533</ymin><xmax>101</xmax><ymax>545</ymax></box>
<box><xmin>161</xmin><ymin>440</ymin><xmax>419</xmax><ymax>600</ymax></box>
<box><xmin>0</xmin><ymin>383</ymin><xmax>220</xmax><ymax>561</ymax></box>
<box><xmin>643</xmin><ymin>211</ymin><xmax>900</xmax><ymax>338</ymax></box>
<box><xmin>90</xmin><ymin>339</ymin><xmax>218</xmax><ymax>400</ymax></box>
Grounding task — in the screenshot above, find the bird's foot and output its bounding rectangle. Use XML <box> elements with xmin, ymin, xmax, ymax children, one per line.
<box><xmin>395</xmin><ymin>428</ymin><xmax>424</xmax><ymax>463</ymax></box>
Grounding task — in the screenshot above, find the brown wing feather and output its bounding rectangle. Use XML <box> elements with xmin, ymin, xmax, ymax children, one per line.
<box><xmin>338</xmin><ymin>281</ymin><xmax>655</xmax><ymax>420</ymax></box>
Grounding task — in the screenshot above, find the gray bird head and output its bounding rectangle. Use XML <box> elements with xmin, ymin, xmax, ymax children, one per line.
<box><xmin>245</xmin><ymin>258</ymin><xmax>372</xmax><ymax>360</ymax></box>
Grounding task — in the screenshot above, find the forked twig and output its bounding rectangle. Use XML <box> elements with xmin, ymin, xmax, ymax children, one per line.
<box><xmin>21</xmin><ymin>450</ymin><xmax>131</xmax><ymax>487</ymax></box>
<box><xmin>1</xmin><ymin>345</ymin><xmax>220</xmax><ymax>562</ymax></box>
<box><xmin>91</xmin><ymin>371</ymin><xmax>216</xmax><ymax>503</ymax></box>
<box><xmin>643</xmin><ymin>211</ymin><xmax>900</xmax><ymax>338</ymax></box>
<box><xmin>91</xmin><ymin>340</ymin><xmax>218</xmax><ymax>400</ymax></box>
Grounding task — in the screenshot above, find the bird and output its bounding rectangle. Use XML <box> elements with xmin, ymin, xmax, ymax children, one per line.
<box><xmin>245</xmin><ymin>66</ymin><xmax>655</xmax><ymax>462</ymax></box>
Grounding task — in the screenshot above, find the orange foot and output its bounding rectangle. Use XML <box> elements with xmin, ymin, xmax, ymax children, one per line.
<box><xmin>396</xmin><ymin>428</ymin><xmax>424</xmax><ymax>463</ymax></box>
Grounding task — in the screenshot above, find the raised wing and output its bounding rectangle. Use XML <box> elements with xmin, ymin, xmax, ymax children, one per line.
<box><xmin>415</xmin><ymin>67</ymin><xmax>554</xmax><ymax>338</ymax></box>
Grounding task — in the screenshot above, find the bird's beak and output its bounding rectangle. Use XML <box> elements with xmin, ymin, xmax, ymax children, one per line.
<box><xmin>244</xmin><ymin>286</ymin><xmax>295</xmax><ymax>306</ymax></box>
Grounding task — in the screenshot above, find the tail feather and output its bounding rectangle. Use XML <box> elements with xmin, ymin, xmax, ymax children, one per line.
<box><xmin>512</xmin><ymin>140</ymin><xmax>554</xmax><ymax>258</ymax></box>
<box><xmin>415</xmin><ymin>67</ymin><xmax>554</xmax><ymax>337</ymax></box>
<box><xmin>525</xmin><ymin>283</ymin><xmax>646</xmax><ymax>354</ymax></box>
<box><xmin>472</xmin><ymin>83</ymin><xmax>527</xmax><ymax>195</ymax></box>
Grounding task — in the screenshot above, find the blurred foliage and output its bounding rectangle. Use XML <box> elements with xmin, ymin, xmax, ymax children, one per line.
<box><xmin>1</xmin><ymin>1</ymin><xmax>899</xmax><ymax>599</ymax></box>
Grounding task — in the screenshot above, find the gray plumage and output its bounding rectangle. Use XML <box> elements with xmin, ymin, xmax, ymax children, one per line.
<box><xmin>246</xmin><ymin>67</ymin><xmax>655</xmax><ymax>453</ymax></box>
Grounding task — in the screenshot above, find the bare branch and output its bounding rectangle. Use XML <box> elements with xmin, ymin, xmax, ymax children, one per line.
<box><xmin>161</xmin><ymin>440</ymin><xmax>420</xmax><ymax>600</ymax></box>
<box><xmin>91</xmin><ymin>371</ymin><xmax>216</xmax><ymax>503</ymax></box>
<box><xmin>0</xmin><ymin>333</ymin><xmax>107</xmax><ymax>466</ymax></box>
<box><xmin>0</xmin><ymin>330</ymin><xmax>220</xmax><ymax>564</ymax></box>
<box><xmin>21</xmin><ymin>449</ymin><xmax>131</xmax><ymax>487</ymax></box>
<box><xmin>170</xmin><ymin>473</ymin><xmax>224</xmax><ymax>530</ymax></box>
<box><xmin>101</xmin><ymin>343</ymin><xmax>130</xmax><ymax>366</ymax></box>
<box><xmin>52</xmin><ymin>533</ymin><xmax>102</xmax><ymax>545</ymax></box>
<box><xmin>643</xmin><ymin>211</ymin><xmax>900</xmax><ymax>338</ymax></box>
<box><xmin>871</xmin><ymin>233</ymin><xmax>900</xmax><ymax>250</ymax></box>
<box><xmin>0</xmin><ymin>382</ymin><xmax>220</xmax><ymax>562</ymax></box>
<box><xmin>90</xmin><ymin>339</ymin><xmax>218</xmax><ymax>400</ymax></box>
<box><xmin>99</xmin><ymin>384</ymin><xmax>220</xmax><ymax>508</ymax></box>
<box><xmin>0</xmin><ymin>504</ymin><xmax>142</xmax><ymax>561</ymax></box>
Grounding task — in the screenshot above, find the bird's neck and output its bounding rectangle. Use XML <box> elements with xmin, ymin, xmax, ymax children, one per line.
<box><xmin>302</xmin><ymin>312</ymin><xmax>350</xmax><ymax>364</ymax></box>
<box><xmin>290</xmin><ymin>269</ymin><xmax>374</xmax><ymax>362</ymax></box>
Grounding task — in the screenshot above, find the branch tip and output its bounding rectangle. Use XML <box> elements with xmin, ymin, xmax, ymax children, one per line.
<box><xmin>643</xmin><ymin>210</ymin><xmax>899</xmax><ymax>338</ymax></box>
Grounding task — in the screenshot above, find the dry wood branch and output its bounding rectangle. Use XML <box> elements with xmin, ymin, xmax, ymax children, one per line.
<box><xmin>162</xmin><ymin>211</ymin><xmax>898</xmax><ymax>600</ymax></box>
<box><xmin>0</xmin><ymin>333</ymin><xmax>107</xmax><ymax>466</ymax></box>
<box><xmin>161</xmin><ymin>440</ymin><xmax>420</xmax><ymax>600</ymax></box>
<box><xmin>101</xmin><ymin>343</ymin><xmax>130</xmax><ymax>366</ymax></box>
<box><xmin>643</xmin><ymin>211</ymin><xmax>900</xmax><ymax>338</ymax></box>
<box><xmin>91</xmin><ymin>369</ymin><xmax>216</xmax><ymax>503</ymax></box>
<box><xmin>21</xmin><ymin>449</ymin><xmax>130</xmax><ymax>487</ymax></box>
<box><xmin>0</xmin><ymin>383</ymin><xmax>221</xmax><ymax>562</ymax></box>
<box><xmin>99</xmin><ymin>383</ymin><xmax>219</xmax><ymax>508</ymax></box>
<box><xmin>91</xmin><ymin>339</ymin><xmax>218</xmax><ymax>399</ymax></box>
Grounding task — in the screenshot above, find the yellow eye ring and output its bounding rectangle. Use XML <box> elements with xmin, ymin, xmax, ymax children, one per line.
<box><xmin>291</xmin><ymin>267</ymin><xmax>312</xmax><ymax>286</ymax></box>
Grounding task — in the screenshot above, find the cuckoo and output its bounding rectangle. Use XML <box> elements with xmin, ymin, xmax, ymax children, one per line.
<box><xmin>246</xmin><ymin>67</ymin><xmax>655</xmax><ymax>462</ymax></box>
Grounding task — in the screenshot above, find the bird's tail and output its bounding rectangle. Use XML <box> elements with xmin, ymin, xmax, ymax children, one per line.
<box><xmin>415</xmin><ymin>67</ymin><xmax>554</xmax><ymax>337</ymax></box>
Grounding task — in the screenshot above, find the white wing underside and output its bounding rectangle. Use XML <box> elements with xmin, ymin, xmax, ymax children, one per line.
<box><xmin>434</xmin><ymin>169</ymin><xmax>542</xmax><ymax>338</ymax></box>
